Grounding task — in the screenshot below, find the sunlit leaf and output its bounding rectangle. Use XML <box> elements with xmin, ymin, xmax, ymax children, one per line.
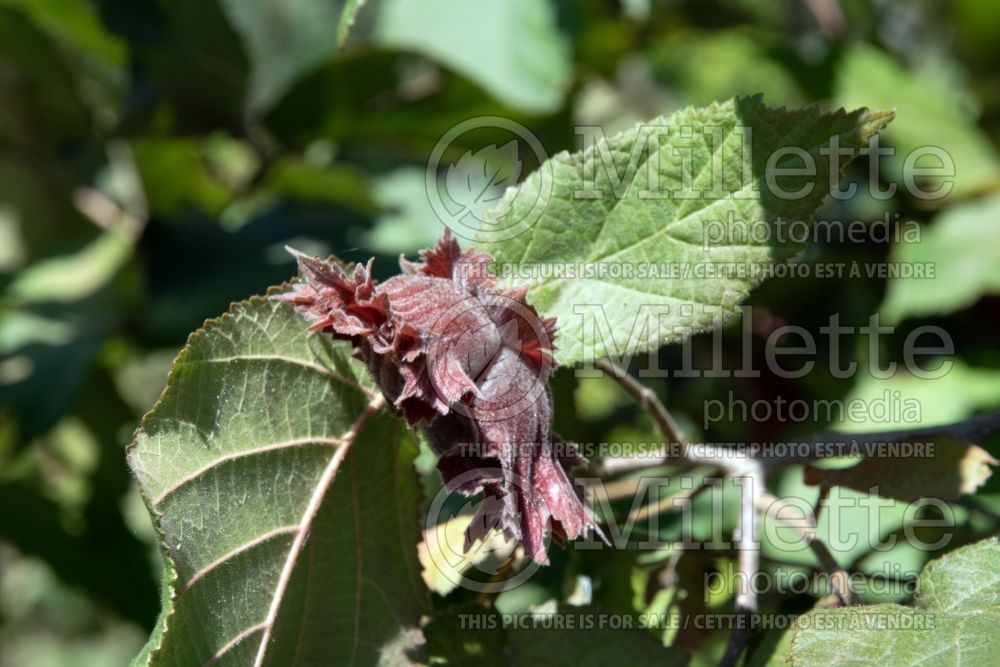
<box><xmin>128</xmin><ymin>295</ymin><xmax>429</xmax><ymax>665</ymax></box>
<box><xmin>881</xmin><ymin>193</ymin><xmax>1000</xmax><ymax>322</ymax></box>
<box><xmin>374</xmin><ymin>0</ymin><xmax>571</xmax><ymax>113</ymax></box>
<box><xmin>840</xmin><ymin>362</ymin><xmax>1000</xmax><ymax>432</ymax></box>
<box><xmin>481</xmin><ymin>96</ymin><xmax>892</xmax><ymax>366</ymax></box>
<box><xmin>366</xmin><ymin>168</ymin><xmax>448</xmax><ymax>255</ymax></box>
<box><xmin>837</xmin><ymin>45</ymin><xmax>1000</xmax><ymax>201</ymax></box>
<box><xmin>220</xmin><ymin>0</ymin><xmax>369</xmax><ymax>115</ymax></box>
<box><xmin>789</xmin><ymin>538</ymin><xmax>1000</xmax><ymax>665</ymax></box>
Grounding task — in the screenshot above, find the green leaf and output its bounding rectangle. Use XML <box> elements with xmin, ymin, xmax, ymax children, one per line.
<box><xmin>373</xmin><ymin>0</ymin><xmax>571</xmax><ymax>113</ymax></box>
<box><xmin>0</xmin><ymin>545</ymin><xmax>147</xmax><ymax>666</ymax></box>
<box><xmin>262</xmin><ymin>157</ymin><xmax>376</xmax><ymax>215</ymax></box>
<box><xmin>839</xmin><ymin>361</ymin><xmax>1000</xmax><ymax>432</ymax></box>
<box><xmin>788</xmin><ymin>538</ymin><xmax>1000</xmax><ymax>666</ymax></box>
<box><xmin>837</xmin><ymin>45</ymin><xmax>1000</xmax><ymax>201</ymax></box>
<box><xmin>219</xmin><ymin>0</ymin><xmax>368</xmax><ymax>116</ymax></box>
<box><xmin>0</xmin><ymin>8</ymin><xmax>91</xmax><ymax>143</ymax></box>
<box><xmin>804</xmin><ymin>436</ymin><xmax>997</xmax><ymax>502</ymax></box>
<box><xmin>0</xmin><ymin>0</ymin><xmax>125</xmax><ymax>66</ymax></box>
<box><xmin>881</xmin><ymin>193</ymin><xmax>1000</xmax><ymax>323</ymax></box>
<box><xmin>648</xmin><ymin>30</ymin><xmax>804</xmax><ymax>108</ymax></box>
<box><xmin>366</xmin><ymin>168</ymin><xmax>449</xmax><ymax>255</ymax></box>
<box><xmin>127</xmin><ymin>295</ymin><xmax>429</xmax><ymax>665</ymax></box>
<box><xmin>129</xmin><ymin>138</ymin><xmax>232</xmax><ymax>218</ymax></box>
<box><xmin>5</xmin><ymin>230</ymin><xmax>132</xmax><ymax>304</ymax></box>
<box><xmin>481</xmin><ymin>96</ymin><xmax>893</xmax><ymax>366</ymax></box>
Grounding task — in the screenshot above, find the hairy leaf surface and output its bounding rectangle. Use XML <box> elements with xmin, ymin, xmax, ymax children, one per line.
<box><xmin>789</xmin><ymin>538</ymin><xmax>1000</xmax><ymax>666</ymax></box>
<box><xmin>481</xmin><ymin>97</ymin><xmax>893</xmax><ymax>366</ymax></box>
<box><xmin>128</xmin><ymin>296</ymin><xmax>428</xmax><ymax>666</ymax></box>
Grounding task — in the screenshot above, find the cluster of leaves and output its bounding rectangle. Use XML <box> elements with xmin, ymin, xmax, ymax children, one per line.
<box><xmin>2</xmin><ymin>1</ymin><xmax>1000</xmax><ymax>666</ymax></box>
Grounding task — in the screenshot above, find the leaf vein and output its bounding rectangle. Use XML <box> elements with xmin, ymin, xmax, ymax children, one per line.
<box><xmin>182</xmin><ymin>525</ymin><xmax>299</xmax><ymax>593</ymax></box>
<box><xmin>251</xmin><ymin>395</ymin><xmax>386</xmax><ymax>667</ymax></box>
<box><xmin>152</xmin><ymin>437</ymin><xmax>346</xmax><ymax>507</ymax></box>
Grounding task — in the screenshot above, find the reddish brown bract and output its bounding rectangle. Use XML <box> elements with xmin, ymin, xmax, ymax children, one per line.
<box><xmin>276</xmin><ymin>232</ymin><xmax>596</xmax><ymax>563</ymax></box>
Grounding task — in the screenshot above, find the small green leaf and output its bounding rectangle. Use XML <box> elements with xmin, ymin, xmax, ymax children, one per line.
<box><xmin>840</xmin><ymin>361</ymin><xmax>1000</xmax><ymax>431</ymax></box>
<box><xmin>482</xmin><ymin>96</ymin><xmax>892</xmax><ymax>366</ymax></box>
<box><xmin>789</xmin><ymin>538</ymin><xmax>1000</xmax><ymax>666</ymax></box>
<box><xmin>220</xmin><ymin>0</ymin><xmax>369</xmax><ymax>116</ymax></box>
<box><xmin>130</xmin><ymin>138</ymin><xmax>232</xmax><ymax>218</ymax></box>
<box><xmin>881</xmin><ymin>193</ymin><xmax>1000</xmax><ymax>323</ymax></box>
<box><xmin>0</xmin><ymin>0</ymin><xmax>126</xmax><ymax>66</ymax></box>
<box><xmin>263</xmin><ymin>157</ymin><xmax>376</xmax><ymax>214</ymax></box>
<box><xmin>128</xmin><ymin>295</ymin><xmax>429</xmax><ymax>666</ymax></box>
<box><xmin>374</xmin><ymin>0</ymin><xmax>571</xmax><ymax>113</ymax></box>
<box><xmin>837</xmin><ymin>45</ymin><xmax>1000</xmax><ymax>201</ymax></box>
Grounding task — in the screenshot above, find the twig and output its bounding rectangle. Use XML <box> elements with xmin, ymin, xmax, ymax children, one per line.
<box><xmin>719</xmin><ymin>462</ymin><xmax>763</xmax><ymax>667</ymax></box>
<box><xmin>596</xmin><ymin>359</ymin><xmax>690</xmax><ymax>457</ymax></box>
<box><xmin>594</xmin><ymin>359</ymin><xmax>751</xmax><ymax>476</ymax></box>
<box><xmin>734</xmin><ymin>468</ymin><xmax>763</xmax><ymax>612</ymax></box>
<box><xmin>626</xmin><ymin>475</ymin><xmax>718</xmax><ymax>523</ymax></box>
<box><xmin>73</xmin><ymin>142</ymin><xmax>149</xmax><ymax>242</ymax></box>
<box><xmin>590</xmin><ymin>362</ymin><xmax>1000</xmax><ymax>663</ymax></box>
<box><xmin>595</xmin><ymin>450</ymin><xmax>683</xmax><ymax>475</ymax></box>
<box><xmin>73</xmin><ymin>186</ymin><xmax>146</xmax><ymax>241</ymax></box>
<box><xmin>597</xmin><ymin>360</ymin><xmax>765</xmax><ymax>667</ymax></box>
<box><xmin>757</xmin><ymin>491</ymin><xmax>854</xmax><ymax>606</ymax></box>
<box><xmin>595</xmin><ymin>476</ymin><xmax>653</xmax><ymax>501</ymax></box>
<box><xmin>811</xmin><ymin>485</ymin><xmax>831</xmax><ymax>524</ymax></box>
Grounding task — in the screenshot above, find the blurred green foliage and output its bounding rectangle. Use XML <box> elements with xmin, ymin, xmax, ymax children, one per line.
<box><xmin>1</xmin><ymin>0</ymin><xmax>998</xmax><ymax>665</ymax></box>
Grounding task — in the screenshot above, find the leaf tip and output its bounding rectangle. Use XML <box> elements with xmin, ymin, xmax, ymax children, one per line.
<box><xmin>859</xmin><ymin>107</ymin><xmax>896</xmax><ymax>137</ymax></box>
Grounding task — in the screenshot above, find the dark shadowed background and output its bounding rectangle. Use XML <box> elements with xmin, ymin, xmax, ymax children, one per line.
<box><xmin>1</xmin><ymin>0</ymin><xmax>999</xmax><ymax>664</ymax></box>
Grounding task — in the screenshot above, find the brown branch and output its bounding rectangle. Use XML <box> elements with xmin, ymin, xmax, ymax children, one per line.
<box><xmin>596</xmin><ymin>358</ymin><xmax>689</xmax><ymax>456</ymax></box>
<box><xmin>625</xmin><ymin>475</ymin><xmax>718</xmax><ymax>524</ymax></box>
<box><xmin>594</xmin><ymin>359</ymin><xmax>750</xmax><ymax>476</ymax></box>
<box><xmin>757</xmin><ymin>491</ymin><xmax>854</xmax><ymax>606</ymax></box>
<box><xmin>597</xmin><ymin>360</ymin><xmax>764</xmax><ymax>667</ymax></box>
<box><xmin>719</xmin><ymin>462</ymin><xmax>763</xmax><ymax>667</ymax></box>
<box><xmin>591</xmin><ymin>362</ymin><xmax>1000</xmax><ymax>664</ymax></box>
